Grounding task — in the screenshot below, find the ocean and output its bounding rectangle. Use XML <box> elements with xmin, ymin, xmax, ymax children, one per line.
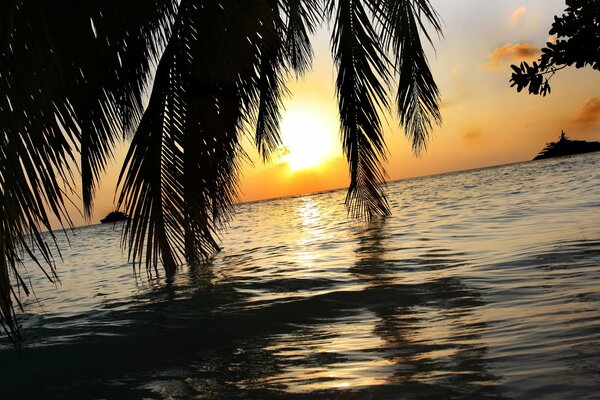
<box><xmin>2</xmin><ymin>153</ymin><xmax>600</xmax><ymax>399</ymax></box>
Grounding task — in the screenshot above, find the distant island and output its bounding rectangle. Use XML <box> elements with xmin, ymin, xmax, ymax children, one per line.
<box><xmin>534</xmin><ymin>131</ymin><xmax>600</xmax><ymax>160</ymax></box>
<box><xmin>100</xmin><ymin>211</ymin><xmax>129</xmax><ymax>224</ymax></box>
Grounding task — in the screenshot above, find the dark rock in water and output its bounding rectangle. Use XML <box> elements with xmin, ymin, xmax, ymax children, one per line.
<box><xmin>534</xmin><ymin>131</ymin><xmax>600</xmax><ymax>160</ymax></box>
<box><xmin>100</xmin><ymin>211</ymin><xmax>129</xmax><ymax>224</ymax></box>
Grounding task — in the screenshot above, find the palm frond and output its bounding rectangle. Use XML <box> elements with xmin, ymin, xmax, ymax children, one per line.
<box><xmin>282</xmin><ymin>0</ymin><xmax>322</xmax><ymax>75</ymax></box>
<box><xmin>255</xmin><ymin>0</ymin><xmax>289</xmax><ymax>161</ymax></box>
<box><xmin>118</xmin><ymin>0</ymin><xmax>291</xmax><ymax>271</ymax></box>
<box><xmin>1</xmin><ymin>0</ymin><xmax>444</xmax><ymax>342</ymax></box>
<box><xmin>65</xmin><ymin>2</ymin><xmax>177</xmax><ymax>216</ymax></box>
<box><xmin>116</xmin><ymin>42</ymin><xmax>180</xmax><ymax>274</ymax></box>
<box><xmin>0</xmin><ymin>0</ymin><xmax>177</xmax><ymax>338</ymax></box>
<box><xmin>373</xmin><ymin>0</ymin><xmax>442</xmax><ymax>153</ymax></box>
<box><xmin>330</xmin><ymin>0</ymin><xmax>392</xmax><ymax>219</ymax></box>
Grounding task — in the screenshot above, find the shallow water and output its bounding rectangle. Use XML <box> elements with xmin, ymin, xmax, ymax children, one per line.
<box><xmin>2</xmin><ymin>153</ymin><xmax>600</xmax><ymax>399</ymax></box>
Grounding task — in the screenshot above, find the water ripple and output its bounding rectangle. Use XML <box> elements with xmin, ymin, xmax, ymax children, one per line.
<box><xmin>2</xmin><ymin>153</ymin><xmax>600</xmax><ymax>399</ymax></box>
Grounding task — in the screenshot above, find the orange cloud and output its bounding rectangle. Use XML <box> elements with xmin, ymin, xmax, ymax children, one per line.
<box><xmin>462</xmin><ymin>128</ymin><xmax>484</xmax><ymax>142</ymax></box>
<box><xmin>573</xmin><ymin>98</ymin><xmax>600</xmax><ymax>127</ymax></box>
<box><xmin>508</xmin><ymin>6</ymin><xmax>527</xmax><ymax>25</ymax></box>
<box><xmin>440</xmin><ymin>98</ymin><xmax>453</xmax><ymax>110</ymax></box>
<box><xmin>482</xmin><ymin>43</ymin><xmax>540</xmax><ymax>68</ymax></box>
<box><xmin>451</xmin><ymin>64</ymin><xmax>465</xmax><ymax>77</ymax></box>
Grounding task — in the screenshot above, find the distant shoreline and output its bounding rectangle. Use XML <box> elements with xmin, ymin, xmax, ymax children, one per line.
<box><xmin>68</xmin><ymin>151</ymin><xmax>600</xmax><ymax>229</ymax></box>
<box><xmin>238</xmin><ymin>153</ymin><xmax>600</xmax><ymax>207</ymax></box>
<box><xmin>234</xmin><ymin>156</ymin><xmax>533</xmax><ymax>206</ymax></box>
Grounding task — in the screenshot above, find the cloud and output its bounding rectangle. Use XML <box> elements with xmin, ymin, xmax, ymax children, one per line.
<box><xmin>508</xmin><ymin>6</ymin><xmax>528</xmax><ymax>25</ymax></box>
<box><xmin>440</xmin><ymin>98</ymin><xmax>453</xmax><ymax>110</ymax></box>
<box><xmin>462</xmin><ymin>128</ymin><xmax>485</xmax><ymax>142</ymax></box>
<box><xmin>482</xmin><ymin>43</ymin><xmax>540</xmax><ymax>68</ymax></box>
<box><xmin>573</xmin><ymin>98</ymin><xmax>600</xmax><ymax>127</ymax></box>
<box><xmin>451</xmin><ymin>64</ymin><xmax>465</xmax><ymax>77</ymax></box>
<box><xmin>441</xmin><ymin>64</ymin><xmax>474</xmax><ymax>109</ymax></box>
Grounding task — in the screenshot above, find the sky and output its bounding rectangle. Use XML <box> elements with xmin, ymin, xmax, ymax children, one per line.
<box><xmin>85</xmin><ymin>0</ymin><xmax>600</xmax><ymax>226</ymax></box>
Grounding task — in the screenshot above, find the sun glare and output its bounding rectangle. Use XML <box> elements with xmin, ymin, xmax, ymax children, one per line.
<box><xmin>279</xmin><ymin>107</ymin><xmax>339</xmax><ymax>172</ymax></box>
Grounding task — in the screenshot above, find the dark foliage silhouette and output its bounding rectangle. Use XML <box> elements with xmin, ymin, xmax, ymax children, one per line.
<box><xmin>510</xmin><ymin>0</ymin><xmax>600</xmax><ymax>96</ymax></box>
<box><xmin>0</xmin><ymin>0</ymin><xmax>442</xmax><ymax>340</ymax></box>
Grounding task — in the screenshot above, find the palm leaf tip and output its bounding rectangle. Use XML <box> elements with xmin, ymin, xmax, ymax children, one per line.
<box><xmin>331</xmin><ymin>0</ymin><xmax>392</xmax><ymax>220</ymax></box>
<box><xmin>255</xmin><ymin>1</ymin><xmax>289</xmax><ymax>162</ymax></box>
<box><xmin>283</xmin><ymin>0</ymin><xmax>322</xmax><ymax>75</ymax></box>
<box><xmin>118</xmin><ymin>0</ymin><xmax>283</xmax><ymax>273</ymax></box>
<box><xmin>373</xmin><ymin>0</ymin><xmax>442</xmax><ymax>155</ymax></box>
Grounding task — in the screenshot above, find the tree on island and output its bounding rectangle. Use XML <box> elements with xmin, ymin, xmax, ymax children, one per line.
<box><xmin>510</xmin><ymin>0</ymin><xmax>600</xmax><ymax>96</ymax></box>
<box><xmin>0</xmin><ymin>1</ymin><xmax>443</xmax><ymax>340</ymax></box>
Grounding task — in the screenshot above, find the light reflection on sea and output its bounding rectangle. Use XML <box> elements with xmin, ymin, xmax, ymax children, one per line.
<box><xmin>1</xmin><ymin>152</ymin><xmax>600</xmax><ymax>399</ymax></box>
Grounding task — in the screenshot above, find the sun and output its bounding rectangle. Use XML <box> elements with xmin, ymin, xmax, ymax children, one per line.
<box><xmin>279</xmin><ymin>107</ymin><xmax>339</xmax><ymax>172</ymax></box>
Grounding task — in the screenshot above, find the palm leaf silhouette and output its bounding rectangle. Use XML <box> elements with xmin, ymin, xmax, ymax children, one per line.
<box><xmin>0</xmin><ymin>0</ymin><xmax>441</xmax><ymax>340</ymax></box>
<box><xmin>0</xmin><ymin>0</ymin><xmax>178</xmax><ymax>339</ymax></box>
<box><xmin>330</xmin><ymin>0</ymin><xmax>393</xmax><ymax>219</ymax></box>
<box><xmin>378</xmin><ymin>0</ymin><xmax>443</xmax><ymax>153</ymax></box>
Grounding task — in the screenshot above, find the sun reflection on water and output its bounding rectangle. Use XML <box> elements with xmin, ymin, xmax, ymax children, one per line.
<box><xmin>262</xmin><ymin>312</ymin><xmax>396</xmax><ymax>392</ymax></box>
<box><xmin>297</xmin><ymin>197</ymin><xmax>325</xmax><ymax>240</ymax></box>
<box><xmin>5</xmin><ymin>155</ymin><xmax>600</xmax><ymax>399</ymax></box>
<box><xmin>294</xmin><ymin>197</ymin><xmax>328</xmax><ymax>271</ymax></box>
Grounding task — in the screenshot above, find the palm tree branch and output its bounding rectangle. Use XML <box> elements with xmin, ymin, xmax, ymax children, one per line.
<box><xmin>330</xmin><ymin>0</ymin><xmax>392</xmax><ymax>219</ymax></box>
<box><xmin>373</xmin><ymin>0</ymin><xmax>442</xmax><ymax>154</ymax></box>
<box><xmin>282</xmin><ymin>0</ymin><xmax>322</xmax><ymax>75</ymax></box>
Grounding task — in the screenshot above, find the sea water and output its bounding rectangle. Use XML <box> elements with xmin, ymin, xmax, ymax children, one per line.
<box><xmin>1</xmin><ymin>153</ymin><xmax>600</xmax><ymax>399</ymax></box>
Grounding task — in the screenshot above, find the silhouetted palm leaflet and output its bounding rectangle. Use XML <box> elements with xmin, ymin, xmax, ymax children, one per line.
<box><xmin>0</xmin><ymin>0</ymin><xmax>441</xmax><ymax>340</ymax></box>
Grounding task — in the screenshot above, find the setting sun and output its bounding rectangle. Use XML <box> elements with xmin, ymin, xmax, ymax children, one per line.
<box><xmin>5</xmin><ymin>2</ymin><xmax>600</xmax><ymax>399</ymax></box>
<box><xmin>279</xmin><ymin>107</ymin><xmax>339</xmax><ymax>172</ymax></box>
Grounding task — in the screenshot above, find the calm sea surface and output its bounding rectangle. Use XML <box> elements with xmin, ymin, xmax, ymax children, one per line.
<box><xmin>2</xmin><ymin>153</ymin><xmax>600</xmax><ymax>399</ymax></box>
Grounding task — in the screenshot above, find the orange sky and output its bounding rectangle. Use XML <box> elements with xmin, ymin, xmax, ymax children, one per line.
<box><xmin>78</xmin><ymin>0</ymin><xmax>600</xmax><ymax>227</ymax></box>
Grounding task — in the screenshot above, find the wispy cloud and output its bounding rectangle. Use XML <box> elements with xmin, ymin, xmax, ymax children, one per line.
<box><xmin>462</xmin><ymin>128</ymin><xmax>485</xmax><ymax>142</ymax></box>
<box><xmin>441</xmin><ymin>64</ymin><xmax>474</xmax><ymax>109</ymax></box>
<box><xmin>573</xmin><ymin>98</ymin><xmax>600</xmax><ymax>127</ymax></box>
<box><xmin>451</xmin><ymin>64</ymin><xmax>466</xmax><ymax>77</ymax></box>
<box><xmin>508</xmin><ymin>6</ymin><xmax>527</xmax><ymax>25</ymax></box>
<box><xmin>482</xmin><ymin>43</ymin><xmax>539</xmax><ymax>69</ymax></box>
<box><xmin>440</xmin><ymin>98</ymin><xmax>453</xmax><ymax>110</ymax></box>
